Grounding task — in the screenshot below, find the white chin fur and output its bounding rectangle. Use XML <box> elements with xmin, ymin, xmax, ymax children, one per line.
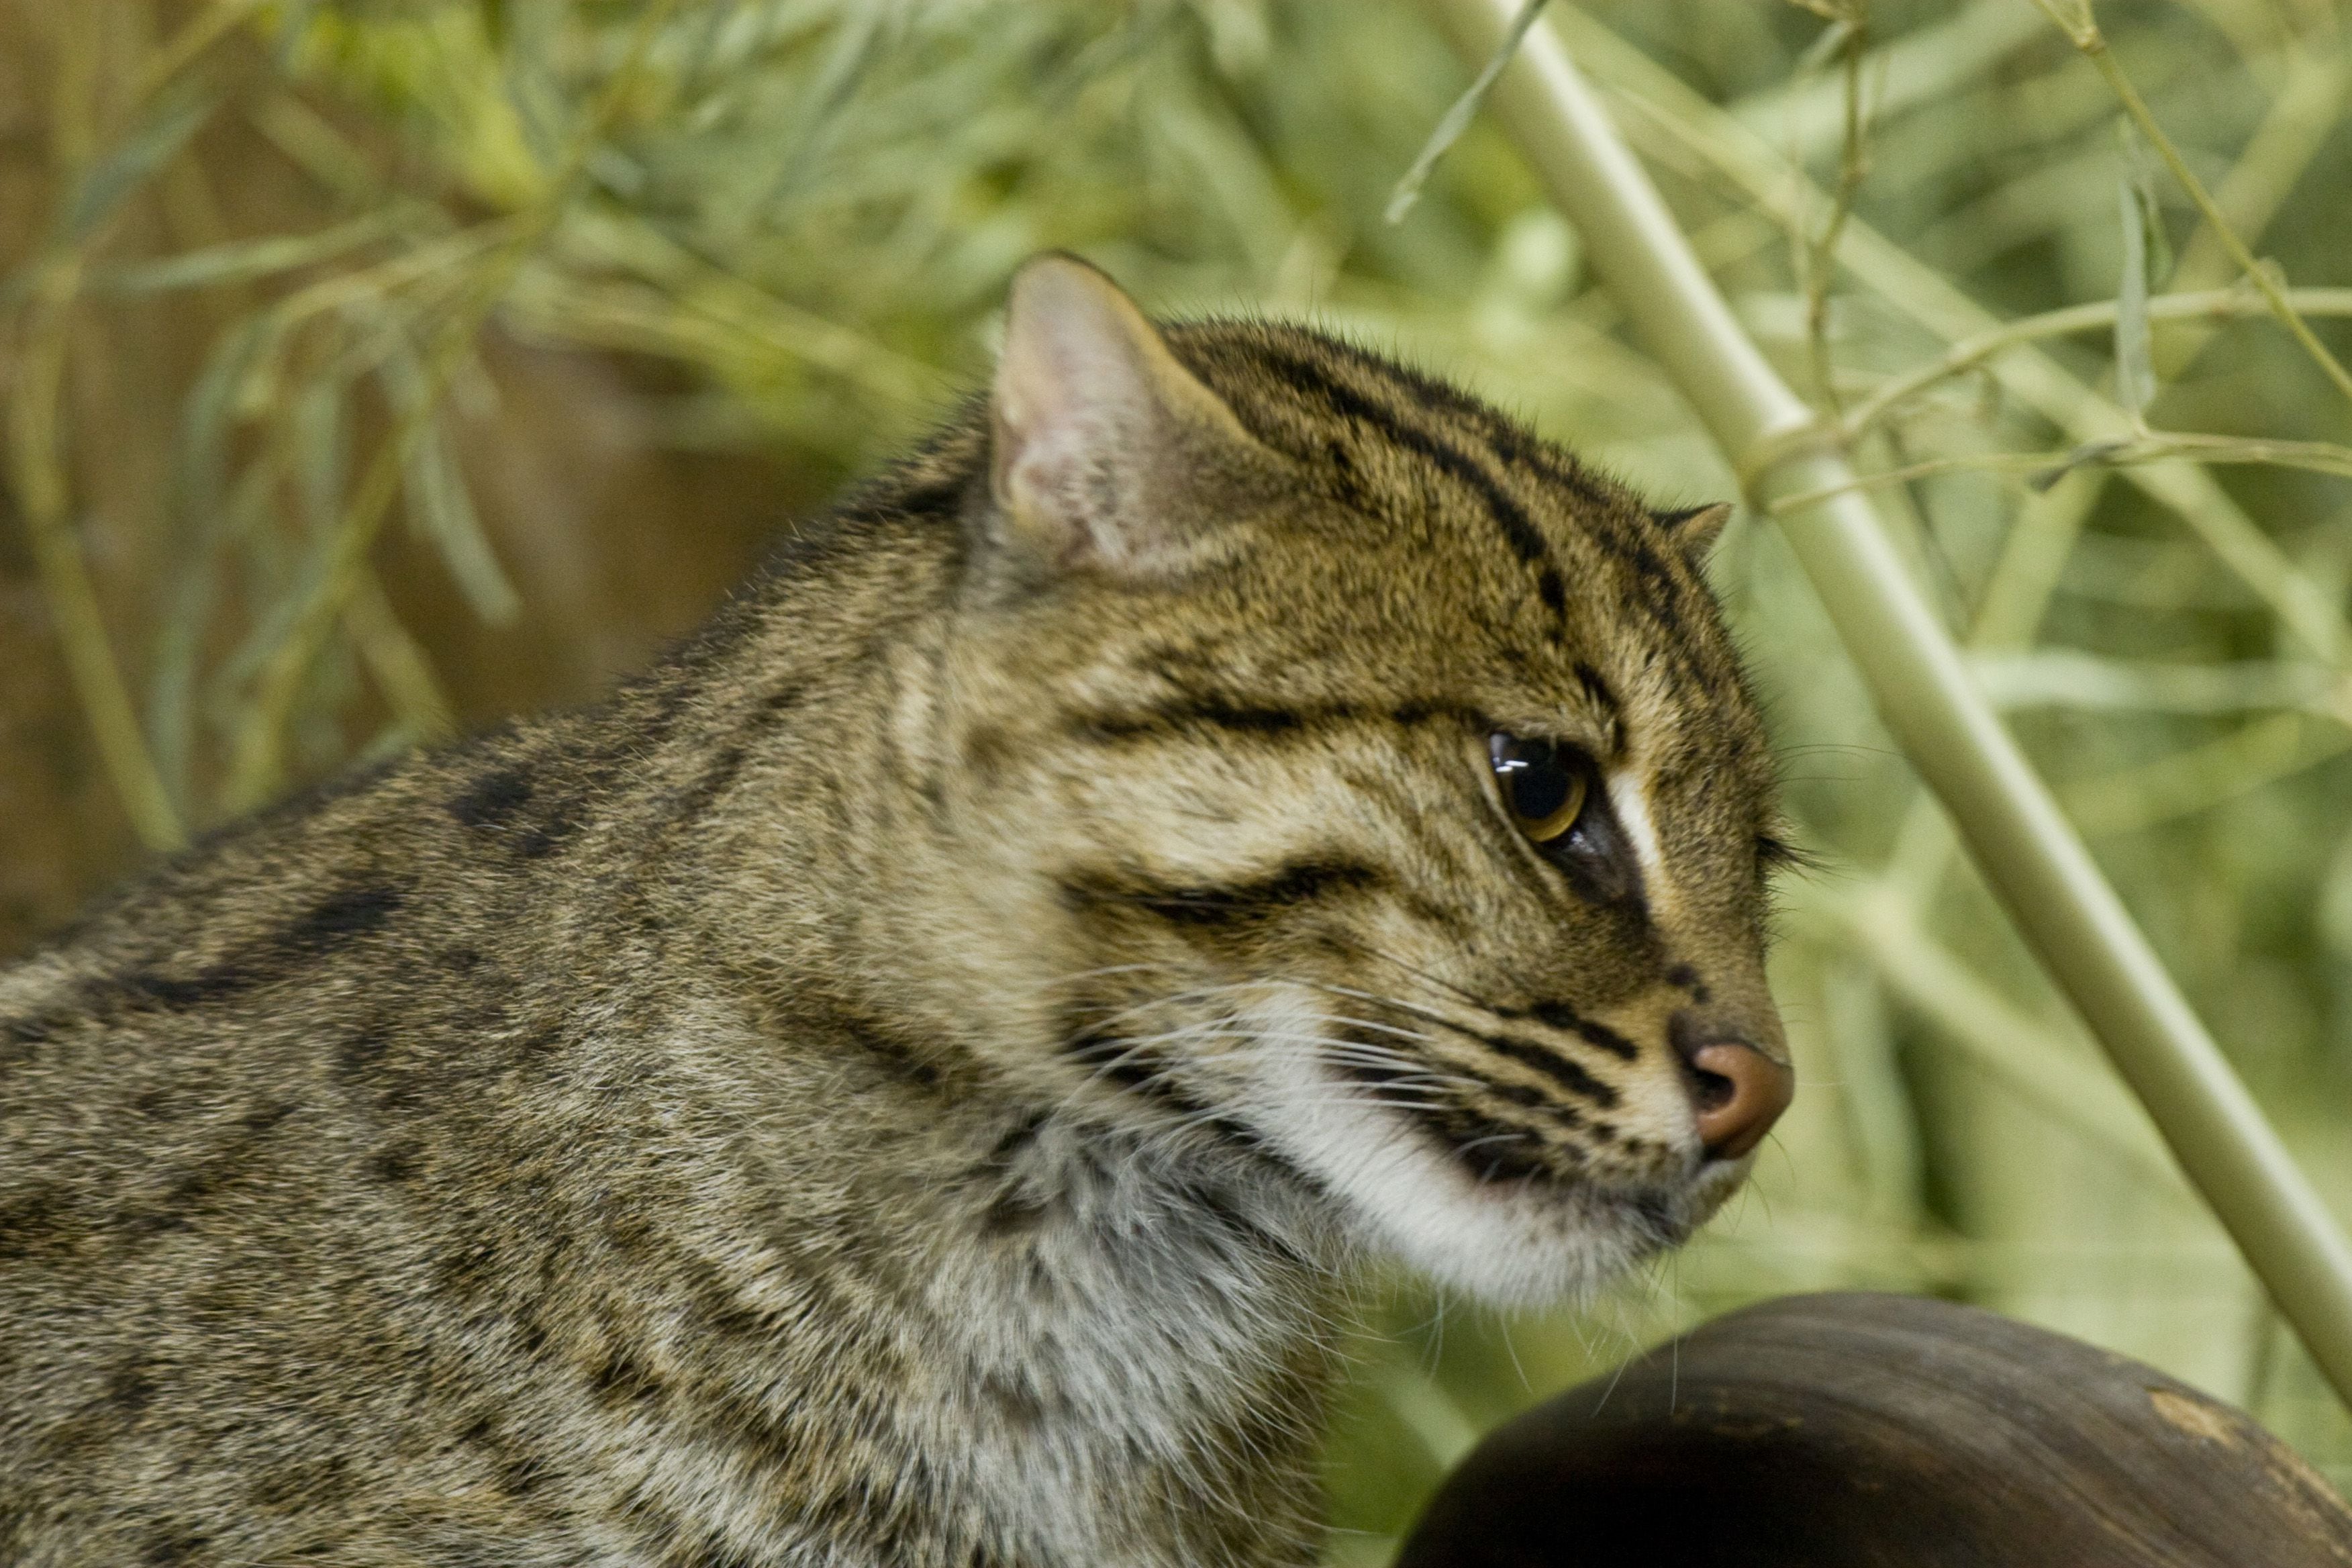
<box><xmin>1242</xmin><ymin>1004</ymin><xmax>1745</xmax><ymax>1308</ymax></box>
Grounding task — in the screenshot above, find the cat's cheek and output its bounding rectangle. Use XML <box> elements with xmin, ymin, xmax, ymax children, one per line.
<box><xmin>1243</xmin><ymin>1041</ymin><xmax>1700</xmax><ymax>1308</ymax></box>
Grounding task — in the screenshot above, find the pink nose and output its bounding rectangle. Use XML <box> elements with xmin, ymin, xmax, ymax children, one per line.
<box><xmin>1685</xmin><ymin>1041</ymin><xmax>1794</xmax><ymax>1161</ymax></box>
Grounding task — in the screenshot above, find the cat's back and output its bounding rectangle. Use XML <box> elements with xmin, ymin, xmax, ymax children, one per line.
<box><xmin>0</xmin><ymin>492</ymin><xmax>956</xmax><ymax>1560</ymax></box>
<box><xmin>0</xmin><ymin>712</ymin><xmax>660</xmax><ymax>1560</ymax></box>
<box><xmin>0</xmin><ymin>591</ymin><xmax>825</xmax><ymax>1155</ymax></box>
<box><xmin>1</xmin><ymin>709</ymin><xmax>597</xmax><ymax>1163</ymax></box>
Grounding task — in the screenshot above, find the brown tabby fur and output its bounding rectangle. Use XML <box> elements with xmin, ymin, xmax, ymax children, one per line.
<box><xmin>0</xmin><ymin>258</ymin><xmax>1785</xmax><ymax>1567</ymax></box>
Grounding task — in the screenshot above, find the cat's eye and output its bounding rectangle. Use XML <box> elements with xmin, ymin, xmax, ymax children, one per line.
<box><xmin>1488</xmin><ymin>733</ymin><xmax>1589</xmax><ymax>843</ymax></box>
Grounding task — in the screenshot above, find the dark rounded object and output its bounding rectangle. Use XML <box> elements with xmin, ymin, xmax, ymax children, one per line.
<box><xmin>1396</xmin><ymin>1291</ymin><xmax>2352</xmax><ymax>1568</ymax></box>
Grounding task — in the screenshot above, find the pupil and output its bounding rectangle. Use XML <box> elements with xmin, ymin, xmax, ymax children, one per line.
<box><xmin>1512</xmin><ymin>757</ymin><xmax>1569</xmax><ymax>821</ymax></box>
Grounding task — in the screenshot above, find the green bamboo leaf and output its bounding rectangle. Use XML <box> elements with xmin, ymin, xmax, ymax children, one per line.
<box><xmin>93</xmin><ymin>211</ymin><xmax>406</xmax><ymax>296</ymax></box>
<box><xmin>2125</xmin><ymin>121</ymin><xmax>2174</xmax><ymax>291</ymax></box>
<box><xmin>271</xmin><ymin>0</ymin><xmax>324</xmax><ymax>64</ymax></box>
<box><xmin>376</xmin><ymin>339</ymin><xmax>521</xmax><ymax>626</ymax></box>
<box><xmin>2113</xmin><ymin>119</ymin><xmax>2169</xmax><ymax>421</ymax></box>
<box><xmin>500</xmin><ymin>0</ymin><xmax>571</xmax><ymax>174</ymax></box>
<box><xmin>408</xmin><ymin>413</ymin><xmax>518</xmax><ymax>625</ymax></box>
<box><xmin>211</xmin><ymin>461</ymin><xmax>360</xmax><ymax>713</ymax></box>
<box><xmin>248</xmin><ymin>94</ymin><xmax>385</xmax><ymax>201</ymax></box>
<box><xmin>1796</xmin><ymin>16</ymin><xmax>1861</xmax><ymax>75</ymax></box>
<box><xmin>291</xmin><ymin>376</ymin><xmax>350</xmax><ymax>541</ymax></box>
<box><xmin>150</xmin><ymin>309</ymin><xmax>296</xmax><ymax>803</ymax></box>
<box><xmin>221</xmin><ymin>451</ymin><xmax>303</xmax><ymax>658</ymax></box>
<box><xmin>1385</xmin><ymin>0</ymin><xmax>1551</xmax><ymax>225</ymax></box>
<box><xmin>730</xmin><ymin>3</ymin><xmax>901</xmax><ymax>235</ymax></box>
<box><xmin>61</xmin><ymin>84</ymin><xmax>219</xmax><ymax>244</ymax></box>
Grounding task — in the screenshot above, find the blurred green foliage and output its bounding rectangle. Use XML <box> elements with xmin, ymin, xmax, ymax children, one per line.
<box><xmin>9</xmin><ymin>0</ymin><xmax>2352</xmax><ymax>1555</ymax></box>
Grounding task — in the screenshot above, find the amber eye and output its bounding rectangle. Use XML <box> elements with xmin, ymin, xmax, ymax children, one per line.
<box><xmin>1488</xmin><ymin>732</ymin><xmax>1589</xmax><ymax>842</ymax></box>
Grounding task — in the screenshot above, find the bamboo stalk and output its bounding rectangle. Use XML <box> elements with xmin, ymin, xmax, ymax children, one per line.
<box><xmin>1418</xmin><ymin>0</ymin><xmax>2352</xmax><ymax>1410</ymax></box>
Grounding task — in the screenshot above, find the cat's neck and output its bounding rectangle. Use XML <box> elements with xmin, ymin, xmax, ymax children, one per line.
<box><xmin>914</xmin><ymin>1114</ymin><xmax>1343</xmax><ymax>1563</ymax></box>
<box><xmin>647</xmin><ymin>1004</ymin><xmax>1346</xmax><ymax>1565</ymax></box>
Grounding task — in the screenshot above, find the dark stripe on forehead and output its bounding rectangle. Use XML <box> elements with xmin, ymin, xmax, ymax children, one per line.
<box><xmin>1252</xmin><ymin>347</ymin><xmax>1570</xmax><ymax>624</ymax></box>
<box><xmin>1077</xmin><ymin>702</ymin><xmax>1303</xmax><ymax>742</ymax></box>
<box><xmin>1320</xmin><ymin>337</ymin><xmax>1613</xmax><ymax>508</ymax></box>
<box><xmin>1310</xmin><ymin>340</ymin><xmax>1710</xmax><ymax>642</ymax></box>
<box><xmin>1572</xmin><ymin>663</ymin><xmax>1619</xmax><ymax>714</ymax></box>
<box><xmin>1070</xmin><ymin>697</ymin><xmax>1488</xmax><ymax>745</ymax></box>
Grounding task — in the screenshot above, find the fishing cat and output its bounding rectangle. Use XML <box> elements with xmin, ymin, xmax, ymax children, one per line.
<box><xmin>0</xmin><ymin>255</ymin><xmax>1792</xmax><ymax>1567</ymax></box>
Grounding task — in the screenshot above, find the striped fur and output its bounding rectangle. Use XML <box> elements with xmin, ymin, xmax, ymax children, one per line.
<box><xmin>0</xmin><ymin>260</ymin><xmax>1785</xmax><ymax>1567</ymax></box>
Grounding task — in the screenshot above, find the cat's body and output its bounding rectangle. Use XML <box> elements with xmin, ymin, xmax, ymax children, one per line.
<box><xmin>0</xmin><ymin>259</ymin><xmax>1789</xmax><ymax>1567</ymax></box>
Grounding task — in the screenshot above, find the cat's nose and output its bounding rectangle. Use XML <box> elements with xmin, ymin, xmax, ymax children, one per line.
<box><xmin>1670</xmin><ymin>1012</ymin><xmax>1793</xmax><ymax>1161</ymax></box>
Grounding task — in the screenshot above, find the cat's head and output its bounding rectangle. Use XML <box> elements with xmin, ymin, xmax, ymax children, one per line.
<box><xmin>912</xmin><ymin>254</ymin><xmax>1790</xmax><ymax>1305</ymax></box>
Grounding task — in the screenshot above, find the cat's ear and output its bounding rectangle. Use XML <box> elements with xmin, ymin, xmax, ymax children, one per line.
<box><xmin>1655</xmin><ymin>502</ymin><xmax>1733</xmax><ymax>569</ymax></box>
<box><xmin>987</xmin><ymin>252</ymin><xmax>1273</xmax><ymax>579</ymax></box>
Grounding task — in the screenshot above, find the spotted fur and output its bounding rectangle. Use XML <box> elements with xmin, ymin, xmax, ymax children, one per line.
<box><xmin>0</xmin><ymin>258</ymin><xmax>1786</xmax><ymax>1567</ymax></box>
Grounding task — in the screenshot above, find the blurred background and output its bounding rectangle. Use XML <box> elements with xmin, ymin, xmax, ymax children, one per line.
<box><xmin>3</xmin><ymin>0</ymin><xmax>2350</xmax><ymax>1555</ymax></box>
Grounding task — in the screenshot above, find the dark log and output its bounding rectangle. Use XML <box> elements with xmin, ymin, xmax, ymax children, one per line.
<box><xmin>1395</xmin><ymin>1290</ymin><xmax>2352</xmax><ymax>1568</ymax></box>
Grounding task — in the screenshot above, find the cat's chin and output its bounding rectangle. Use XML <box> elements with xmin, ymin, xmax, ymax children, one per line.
<box><xmin>1355</xmin><ymin>1151</ymin><xmax>1751</xmax><ymax>1307</ymax></box>
<box><xmin>1248</xmin><ymin>1054</ymin><xmax>1750</xmax><ymax>1308</ymax></box>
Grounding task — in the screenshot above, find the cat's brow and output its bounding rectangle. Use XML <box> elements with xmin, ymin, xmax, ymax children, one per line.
<box><xmin>1067</xmin><ymin>698</ymin><xmax>1487</xmax><ymax>744</ymax></box>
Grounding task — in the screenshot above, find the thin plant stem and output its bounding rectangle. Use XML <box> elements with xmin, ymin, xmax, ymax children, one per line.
<box><xmin>5</xmin><ymin>264</ymin><xmax>185</xmax><ymax>850</ymax></box>
<box><xmin>4</xmin><ymin>6</ymin><xmax>196</xmax><ymax>851</ymax></box>
<box><xmin>1729</xmin><ymin>0</ymin><xmax>2045</xmax><ymax>164</ymax></box>
<box><xmin>1799</xmin><ymin>4</ymin><xmax>1871</xmax><ymax>412</ymax></box>
<box><xmin>1836</xmin><ymin>286</ymin><xmax>2352</xmax><ymax>444</ymax></box>
<box><xmin>6</xmin><ymin>0</ymin><xmax>330</xmax><ymax>848</ymax></box>
<box><xmin>1385</xmin><ymin>0</ymin><xmax>1553</xmax><ymax>224</ymax></box>
<box><xmin>1767</xmin><ymin>428</ymin><xmax>2352</xmax><ymax>514</ymax></box>
<box><xmin>2025</xmin><ymin>0</ymin><xmax>2352</xmax><ymax>410</ymax></box>
<box><xmin>2163</xmin><ymin>48</ymin><xmax>2350</xmax><ymax>299</ymax></box>
<box><xmin>1877</xmin><ymin>54</ymin><xmax>2352</xmax><ymax>908</ymax></box>
<box><xmin>128</xmin><ymin>0</ymin><xmax>268</xmax><ymax>111</ymax></box>
<box><xmin>343</xmin><ymin>571</ymin><xmax>455</xmax><ymax>742</ymax></box>
<box><xmin>1803</xmin><ymin>882</ymin><xmax>2185</xmax><ymax>1186</ymax></box>
<box><xmin>1874</xmin><ymin>39</ymin><xmax>2352</xmax><ymax>914</ymax></box>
